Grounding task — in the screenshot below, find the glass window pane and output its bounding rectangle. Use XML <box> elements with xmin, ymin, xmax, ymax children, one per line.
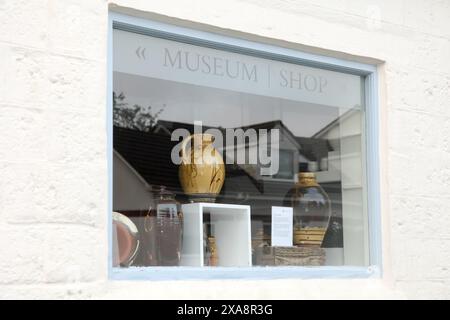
<box><xmin>112</xmin><ymin>28</ymin><xmax>369</xmax><ymax>268</ymax></box>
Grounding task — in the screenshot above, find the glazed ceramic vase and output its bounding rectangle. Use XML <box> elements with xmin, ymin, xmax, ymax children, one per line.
<box><xmin>283</xmin><ymin>172</ymin><xmax>331</xmax><ymax>247</ymax></box>
<box><xmin>179</xmin><ymin>133</ymin><xmax>225</xmax><ymax>202</ymax></box>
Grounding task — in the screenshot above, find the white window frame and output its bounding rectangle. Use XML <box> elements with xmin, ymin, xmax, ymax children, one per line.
<box><xmin>107</xmin><ymin>12</ymin><xmax>382</xmax><ymax>280</ymax></box>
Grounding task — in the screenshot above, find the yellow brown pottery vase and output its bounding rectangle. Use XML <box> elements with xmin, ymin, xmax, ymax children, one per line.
<box><xmin>179</xmin><ymin>133</ymin><xmax>225</xmax><ymax>202</ymax></box>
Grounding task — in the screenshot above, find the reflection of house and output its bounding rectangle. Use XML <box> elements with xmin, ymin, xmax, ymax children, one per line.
<box><xmin>230</xmin><ymin>120</ymin><xmax>303</xmax><ymax>182</ymax></box>
<box><xmin>157</xmin><ymin>119</ymin><xmax>332</xmax><ymax>181</ymax></box>
<box><xmin>113</xmin><ymin>126</ymin><xmax>180</xmax><ymax>211</ymax></box>
<box><xmin>113</xmin><ymin>119</ymin><xmax>343</xmax><ymax>248</ymax></box>
<box><xmin>113</xmin><ymin>119</ymin><xmax>333</xmax><ymax>208</ymax></box>
<box><xmin>113</xmin><ymin>150</ymin><xmax>152</xmax><ymax>211</ymax></box>
<box><xmin>311</xmin><ymin>109</ymin><xmax>364</xmax><ymax>259</ymax></box>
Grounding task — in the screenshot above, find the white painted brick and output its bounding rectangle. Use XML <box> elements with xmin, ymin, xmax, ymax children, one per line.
<box><xmin>395</xmin><ymin>280</ymin><xmax>450</xmax><ymax>299</ymax></box>
<box><xmin>45</xmin><ymin>110</ymin><xmax>107</xmax><ymax>164</ymax></box>
<box><xmin>0</xmin><ymin>282</ymin><xmax>105</xmax><ymax>299</ymax></box>
<box><xmin>0</xmin><ymin>45</ymin><xmax>48</xmax><ymax>107</ymax></box>
<box><xmin>0</xmin><ymin>162</ymin><xmax>107</xmax><ymax>227</ymax></box>
<box><xmin>0</xmin><ymin>223</ymin><xmax>104</xmax><ymax>286</ymax></box>
<box><xmin>390</xmin><ymin>195</ymin><xmax>450</xmax><ymax>239</ymax></box>
<box><xmin>343</xmin><ymin>0</ymin><xmax>405</xmax><ymax>28</ymax></box>
<box><xmin>391</xmin><ymin>237</ymin><xmax>450</xmax><ymax>281</ymax></box>
<box><xmin>0</xmin><ymin>105</ymin><xmax>48</xmax><ymax>162</ymax></box>
<box><xmin>388</xmin><ymin>109</ymin><xmax>450</xmax><ymax>154</ymax></box>
<box><xmin>245</xmin><ymin>0</ymin><xmax>405</xmax><ymax>32</ymax></box>
<box><xmin>0</xmin><ymin>0</ymin><xmax>48</xmax><ymax>49</ymax></box>
<box><xmin>386</xmin><ymin>66</ymin><xmax>450</xmax><ymax>116</ymax></box>
<box><xmin>42</xmin><ymin>225</ymin><xmax>106</xmax><ymax>283</ymax></box>
<box><xmin>442</xmin><ymin>119</ymin><xmax>450</xmax><ymax>154</ymax></box>
<box><xmin>46</xmin><ymin>55</ymin><xmax>106</xmax><ymax>112</ymax></box>
<box><xmin>403</xmin><ymin>0</ymin><xmax>450</xmax><ymax>39</ymax></box>
<box><xmin>246</xmin><ymin>0</ymin><xmax>450</xmax><ymax>40</ymax></box>
<box><xmin>353</xmin><ymin>29</ymin><xmax>450</xmax><ymax>74</ymax></box>
<box><xmin>0</xmin><ymin>225</ymin><xmax>45</xmax><ymax>285</ymax></box>
<box><xmin>400</xmin><ymin>34</ymin><xmax>450</xmax><ymax>75</ymax></box>
<box><xmin>0</xmin><ymin>162</ymin><xmax>56</xmax><ymax>222</ymax></box>
<box><xmin>381</xmin><ymin>33</ymin><xmax>450</xmax><ymax>75</ymax></box>
<box><xmin>46</xmin><ymin>0</ymin><xmax>107</xmax><ymax>61</ymax></box>
<box><xmin>0</xmin><ymin>44</ymin><xmax>106</xmax><ymax>111</ymax></box>
<box><xmin>389</xmin><ymin>149</ymin><xmax>450</xmax><ymax>197</ymax></box>
<box><xmin>388</xmin><ymin>106</ymin><xmax>450</xmax><ymax>156</ymax></box>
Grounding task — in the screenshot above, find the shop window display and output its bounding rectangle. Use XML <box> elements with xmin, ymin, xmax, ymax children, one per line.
<box><xmin>112</xmin><ymin>28</ymin><xmax>369</xmax><ymax>268</ymax></box>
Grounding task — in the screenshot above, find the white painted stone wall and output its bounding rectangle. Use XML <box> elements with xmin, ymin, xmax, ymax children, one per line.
<box><xmin>0</xmin><ymin>0</ymin><xmax>449</xmax><ymax>299</ymax></box>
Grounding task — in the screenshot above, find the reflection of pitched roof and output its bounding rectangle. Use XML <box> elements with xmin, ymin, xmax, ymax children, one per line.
<box><xmin>154</xmin><ymin>120</ymin><xmax>219</xmax><ymax>135</ymax></box>
<box><xmin>114</xmin><ymin>124</ymin><xmax>266</xmax><ymax>195</ymax></box>
<box><xmin>295</xmin><ymin>137</ymin><xmax>332</xmax><ymax>161</ymax></box>
<box><xmin>312</xmin><ymin>108</ymin><xmax>359</xmax><ymax>138</ymax></box>
<box><xmin>114</xmin><ymin>121</ymin><xmax>332</xmax><ymax>201</ymax></box>
<box><xmin>156</xmin><ymin>119</ymin><xmax>302</xmax><ymax>150</ymax></box>
<box><xmin>240</xmin><ymin>120</ymin><xmax>301</xmax><ymax>150</ymax></box>
<box><xmin>114</xmin><ymin>126</ymin><xmax>182</xmax><ymax>194</ymax></box>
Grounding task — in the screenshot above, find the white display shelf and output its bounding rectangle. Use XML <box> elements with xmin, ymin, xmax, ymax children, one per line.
<box><xmin>181</xmin><ymin>203</ymin><xmax>252</xmax><ymax>267</ymax></box>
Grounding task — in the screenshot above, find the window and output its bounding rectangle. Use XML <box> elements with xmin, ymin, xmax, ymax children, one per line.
<box><xmin>109</xmin><ymin>14</ymin><xmax>381</xmax><ymax>278</ymax></box>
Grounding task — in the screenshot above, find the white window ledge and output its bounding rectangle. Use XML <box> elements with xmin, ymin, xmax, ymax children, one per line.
<box><xmin>110</xmin><ymin>266</ymin><xmax>380</xmax><ymax>281</ymax></box>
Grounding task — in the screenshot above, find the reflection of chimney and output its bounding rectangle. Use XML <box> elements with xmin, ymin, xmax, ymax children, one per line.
<box><xmin>152</xmin><ymin>122</ymin><xmax>171</xmax><ymax>135</ymax></box>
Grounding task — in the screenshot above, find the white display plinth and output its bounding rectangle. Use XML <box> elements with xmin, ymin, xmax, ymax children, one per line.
<box><xmin>181</xmin><ymin>203</ymin><xmax>252</xmax><ymax>267</ymax></box>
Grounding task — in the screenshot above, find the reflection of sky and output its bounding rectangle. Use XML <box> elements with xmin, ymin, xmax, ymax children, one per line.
<box><xmin>113</xmin><ymin>72</ymin><xmax>357</xmax><ymax>137</ymax></box>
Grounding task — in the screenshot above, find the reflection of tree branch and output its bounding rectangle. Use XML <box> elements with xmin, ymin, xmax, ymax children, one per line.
<box><xmin>113</xmin><ymin>91</ymin><xmax>165</xmax><ymax>132</ymax></box>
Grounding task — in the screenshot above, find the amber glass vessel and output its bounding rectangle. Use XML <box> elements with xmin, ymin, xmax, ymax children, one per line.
<box><xmin>283</xmin><ymin>172</ymin><xmax>331</xmax><ymax>247</ymax></box>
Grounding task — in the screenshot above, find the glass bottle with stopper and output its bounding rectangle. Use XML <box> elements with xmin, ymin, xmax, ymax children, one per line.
<box><xmin>284</xmin><ymin>172</ymin><xmax>331</xmax><ymax>247</ymax></box>
<box><xmin>155</xmin><ymin>186</ymin><xmax>183</xmax><ymax>266</ymax></box>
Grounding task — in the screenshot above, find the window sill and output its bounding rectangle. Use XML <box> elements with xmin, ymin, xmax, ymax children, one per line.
<box><xmin>110</xmin><ymin>266</ymin><xmax>380</xmax><ymax>281</ymax></box>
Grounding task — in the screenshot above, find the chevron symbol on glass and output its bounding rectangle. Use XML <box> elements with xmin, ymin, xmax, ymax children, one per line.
<box><xmin>135</xmin><ymin>46</ymin><xmax>147</xmax><ymax>60</ymax></box>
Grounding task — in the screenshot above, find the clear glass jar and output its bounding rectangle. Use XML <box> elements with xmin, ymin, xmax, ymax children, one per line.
<box><xmin>155</xmin><ymin>186</ymin><xmax>183</xmax><ymax>266</ymax></box>
<box><xmin>283</xmin><ymin>172</ymin><xmax>331</xmax><ymax>247</ymax></box>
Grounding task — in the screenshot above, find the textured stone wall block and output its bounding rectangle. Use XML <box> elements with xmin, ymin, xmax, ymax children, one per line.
<box><xmin>0</xmin><ymin>0</ymin><xmax>48</xmax><ymax>49</ymax></box>
<box><xmin>0</xmin><ymin>45</ymin><xmax>48</xmax><ymax>107</ymax></box>
<box><xmin>0</xmin><ymin>226</ymin><xmax>46</xmax><ymax>285</ymax></box>
<box><xmin>0</xmin><ymin>105</ymin><xmax>48</xmax><ymax>162</ymax></box>
<box><xmin>0</xmin><ymin>162</ymin><xmax>107</xmax><ymax>227</ymax></box>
